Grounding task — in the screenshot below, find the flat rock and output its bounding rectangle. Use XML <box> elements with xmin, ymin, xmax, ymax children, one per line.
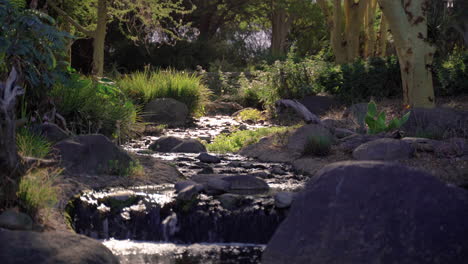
<box><xmin>221</xmin><ymin>175</ymin><xmax>269</xmax><ymax>193</ymax></box>
<box><xmin>263</xmin><ymin>161</ymin><xmax>468</xmax><ymax>264</ymax></box>
<box><xmin>197</xmin><ymin>153</ymin><xmax>221</xmax><ymax>163</ymax></box>
<box><xmin>353</xmin><ymin>138</ymin><xmax>413</xmax><ymax>160</ymax></box>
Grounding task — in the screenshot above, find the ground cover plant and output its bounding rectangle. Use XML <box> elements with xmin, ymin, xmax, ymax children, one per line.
<box><xmin>206</xmin><ymin>127</ymin><xmax>291</xmax><ymax>153</ymax></box>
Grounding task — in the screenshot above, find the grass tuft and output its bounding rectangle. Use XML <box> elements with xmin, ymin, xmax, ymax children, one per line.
<box><xmin>207</xmin><ymin>127</ymin><xmax>291</xmax><ymax>153</ymax></box>
<box><xmin>236</xmin><ymin>108</ymin><xmax>266</xmax><ymax>123</ymax></box>
<box><xmin>16</xmin><ymin>127</ymin><xmax>51</xmax><ymax>158</ymax></box>
<box><xmin>303</xmin><ymin>135</ymin><xmax>332</xmax><ymax>156</ymax></box>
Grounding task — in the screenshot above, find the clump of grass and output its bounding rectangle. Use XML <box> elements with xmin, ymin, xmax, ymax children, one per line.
<box><xmin>50</xmin><ymin>74</ymin><xmax>142</xmax><ymax>141</ymax></box>
<box><xmin>236</xmin><ymin>108</ymin><xmax>266</xmax><ymax>123</ymax></box>
<box><xmin>303</xmin><ymin>135</ymin><xmax>332</xmax><ymax>156</ymax></box>
<box><xmin>16</xmin><ymin>127</ymin><xmax>51</xmax><ymax>158</ymax></box>
<box><xmin>207</xmin><ymin>127</ymin><xmax>290</xmax><ymax>153</ymax></box>
<box><xmin>17</xmin><ymin>168</ymin><xmax>60</xmax><ymax>216</ymax></box>
<box><xmin>118</xmin><ymin>70</ymin><xmax>211</xmax><ymax>117</ymax></box>
<box><xmin>103</xmin><ymin>160</ymin><xmax>145</xmax><ymax>177</ymax></box>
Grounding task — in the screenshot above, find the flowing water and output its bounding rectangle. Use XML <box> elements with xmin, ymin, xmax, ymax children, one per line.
<box><xmin>67</xmin><ymin>116</ymin><xmax>308</xmax><ymax>263</ymax></box>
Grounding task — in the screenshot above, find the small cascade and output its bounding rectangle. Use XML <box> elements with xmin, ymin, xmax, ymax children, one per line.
<box><xmin>68</xmin><ymin>187</ymin><xmax>287</xmax><ymax>244</ymax></box>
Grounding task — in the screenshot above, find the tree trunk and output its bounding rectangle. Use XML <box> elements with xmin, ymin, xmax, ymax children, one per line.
<box><xmin>0</xmin><ymin>68</ymin><xmax>24</xmax><ymax>207</ymax></box>
<box><xmin>377</xmin><ymin>0</ymin><xmax>435</xmax><ymax>108</ymax></box>
<box><xmin>343</xmin><ymin>0</ymin><xmax>367</xmax><ymax>61</ymax></box>
<box><xmin>377</xmin><ymin>14</ymin><xmax>388</xmax><ymax>57</ymax></box>
<box><xmin>364</xmin><ymin>0</ymin><xmax>377</xmax><ymax>57</ymax></box>
<box><xmin>331</xmin><ymin>0</ymin><xmax>347</xmax><ymax>64</ymax></box>
<box><xmin>271</xmin><ymin>0</ymin><xmax>291</xmax><ymax>57</ymax></box>
<box><xmin>92</xmin><ymin>0</ymin><xmax>108</xmax><ymax>76</ymax></box>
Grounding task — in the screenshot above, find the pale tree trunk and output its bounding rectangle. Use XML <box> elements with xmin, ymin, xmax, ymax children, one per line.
<box><xmin>377</xmin><ymin>0</ymin><xmax>435</xmax><ymax>108</ymax></box>
<box><xmin>343</xmin><ymin>0</ymin><xmax>367</xmax><ymax>61</ymax></box>
<box><xmin>92</xmin><ymin>0</ymin><xmax>108</xmax><ymax>76</ymax></box>
<box><xmin>0</xmin><ymin>68</ymin><xmax>24</xmax><ymax>207</ymax></box>
<box><xmin>271</xmin><ymin>0</ymin><xmax>291</xmax><ymax>57</ymax></box>
<box><xmin>364</xmin><ymin>0</ymin><xmax>378</xmax><ymax>57</ymax></box>
<box><xmin>377</xmin><ymin>14</ymin><xmax>388</xmax><ymax>57</ymax></box>
<box><xmin>331</xmin><ymin>0</ymin><xmax>347</xmax><ymax>64</ymax></box>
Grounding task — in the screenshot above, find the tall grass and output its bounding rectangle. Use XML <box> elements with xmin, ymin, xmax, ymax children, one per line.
<box><xmin>50</xmin><ymin>74</ymin><xmax>142</xmax><ymax>141</ymax></box>
<box><xmin>118</xmin><ymin>70</ymin><xmax>211</xmax><ymax>116</ymax></box>
<box><xmin>206</xmin><ymin>127</ymin><xmax>291</xmax><ymax>153</ymax></box>
<box><xmin>17</xmin><ymin>168</ymin><xmax>59</xmax><ymax>216</ymax></box>
<box><xmin>16</xmin><ymin>127</ymin><xmax>51</xmax><ymax>158</ymax></box>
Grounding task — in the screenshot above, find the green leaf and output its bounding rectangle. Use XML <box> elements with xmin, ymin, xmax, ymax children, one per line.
<box><xmin>400</xmin><ymin>111</ymin><xmax>411</xmax><ymax>126</ymax></box>
<box><xmin>367</xmin><ymin>101</ymin><xmax>377</xmax><ymax>117</ymax></box>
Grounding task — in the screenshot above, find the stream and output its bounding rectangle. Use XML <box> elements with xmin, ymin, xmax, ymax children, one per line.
<box><xmin>67</xmin><ymin>116</ymin><xmax>309</xmax><ymax>264</ymax></box>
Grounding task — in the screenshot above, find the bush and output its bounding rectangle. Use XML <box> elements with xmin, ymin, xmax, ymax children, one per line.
<box><xmin>236</xmin><ymin>108</ymin><xmax>265</xmax><ymax>123</ymax></box>
<box><xmin>435</xmin><ymin>49</ymin><xmax>468</xmax><ymax>96</ymax></box>
<box><xmin>17</xmin><ymin>168</ymin><xmax>59</xmax><ymax>216</ymax></box>
<box><xmin>118</xmin><ymin>69</ymin><xmax>211</xmax><ymax>116</ymax></box>
<box><xmin>50</xmin><ymin>74</ymin><xmax>141</xmax><ymax>141</ymax></box>
<box><xmin>303</xmin><ymin>135</ymin><xmax>332</xmax><ymax>156</ymax></box>
<box><xmin>16</xmin><ymin>127</ymin><xmax>51</xmax><ymax>158</ymax></box>
<box><xmin>206</xmin><ymin>127</ymin><xmax>291</xmax><ymax>153</ymax></box>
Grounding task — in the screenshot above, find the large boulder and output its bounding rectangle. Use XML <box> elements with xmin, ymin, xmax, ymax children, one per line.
<box><xmin>149</xmin><ymin>136</ymin><xmax>184</xmax><ymax>152</ymax></box>
<box><xmin>402</xmin><ymin>107</ymin><xmax>468</xmax><ymax>138</ymax></box>
<box><xmin>298</xmin><ymin>95</ymin><xmax>338</xmax><ymax>116</ymax></box>
<box><xmin>31</xmin><ymin>123</ymin><xmax>69</xmax><ymax>143</ymax></box>
<box><xmin>172</xmin><ymin>139</ymin><xmax>207</xmax><ymax>153</ymax></box>
<box><xmin>286</xmin><ymin>124</ymin><xmax>334</xmax><ymax>153</ymax></box>
<box><xmin>142</xmin><ymin>98</ymin><xmax>189</xmax><ymax>126</ymax></box>
<box><xmin>352</xmin><ymin>138</ymin><xmax>414</xmax><ymax>160</ymax></box>
<box><xmin>263</xmin><ymin>161</ymin><xmax>468</xmax><ymax>264</ymax></box>
<box><xmin>52</xmin><ymin>134</ymin><xmax>133</xmax><ymax>175</ymax></box>
<box><xmin>0</xmin><ymin>229</ymin><xmax>119</xmax><ymax>264</ymax></box>
<box><xmin>275</xmin><ymin>99</ymin><xmax>322</xmax><ymax>125</ymax></box>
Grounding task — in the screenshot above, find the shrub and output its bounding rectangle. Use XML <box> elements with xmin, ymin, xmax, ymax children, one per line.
<box><xmin>435</xmin><ymin>49</ymin><xmax>468</xmax><ymax>96</ymax></box>
<box><xmin>17</xmin><ymin>168</ymin><xmax>59</xmax><ymax>216</ymax></box>
<box><xmin>365</xmin><ymin>101</ymin><xmax>410</xmax><ymax>134</ymax></box>
<box><xmin>50</xmin><ymin>74</ymin><xmax>141</xmax><ymax>141</ymax></box>
<box><xmin>303</xmin><ymin>135</ymin><xmax>332</xmax><ymax>156</ymax></box>
<box><xmin>16</xmin><ymin>127</ymin><xmax>51</xmax><ymax>158</ymax></box>
<box><xmin>118</xmin><ymin>70</ymin><xmax>211</xmax><ymax>116</ymax></box>
<box><xmin>206</xmin><ymin>127</ymin><xmax>291</xmax><ymax>153</ymax></box>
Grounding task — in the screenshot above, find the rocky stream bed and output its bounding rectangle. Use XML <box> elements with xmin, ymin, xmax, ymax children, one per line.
<box><xmin>66</xmin><ymin>116</ymin><xmax>307</xmax><ymax>264</ymax></box>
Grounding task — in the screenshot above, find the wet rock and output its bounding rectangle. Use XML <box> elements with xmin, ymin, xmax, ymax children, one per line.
<box><xmin>205</xmin><ymin>178</ymin><xmax>231</xmax><ymax>194</ymax></box>
<box><xmin>175</xmin><ymin>181</ymin><xmax>203</xmax><ymax>193</ymax></box>
<box><xmin>177</xmin><ymin>185</ymin><xmax>201</xmax><ymax>201</ymax></box>
<box><xmin>198</xmin><ymin>167</ymin><xmax>215</xmax><ymax>174</ymax></box>
<box><xmin>106</xmin><ymin>190</ymin><xmax>136</xmax><ymax>201</ymax></box>
<box><xmin>0</xmin><ymin>210</ymin><xmax>33</xmax><ymax>231</ymax></box>
<box><xmin>274</xmin><ymin>192</ymin><xmax>295</xmax><ymax>209</ymax></box>
<box><xmin>31</xmin><ymin>123</ymin><xmax>69</xmax><ymax>143</ymax></box>
<box><xmin>143</xmin><ymin>98</ymin><xmax>189</xmax><ymax>126</ymax></box>
<box><xmin>271</xmin><ymin>166</ymin><xmax>286</xmax><ymax>175</ymax></box>
<box><xmin>172</xmin><ymin>139</ymin><xmax>207</xmax><ymax>153</ymax></box>
<box><xmin>263</xmin><ymin>161</ymin><xmax>468</xmax><ymax>264</ymax></box>
<box><xmin>0</xmin><ymin>229</ymin><xmax>119</xmax><ymax>264</ymax></box>
<box><xmin>217</xmin><ymin>193</ymin><xmax>242</xmax><ymax>210</ymax></box>
<box><xmin>251</xmin><ymin>171</ymin><xmax>270</xmax><ymax>179</ymax></box>
<box><xmin>402</xmin><ymin>107</ymin><xmax>468</xmax><ymax>139</ymax></box>
<box><xmin>222</xmin><ymin>175</ymin><xmax>269</xmax><ymax>193</ymax></box>
<box><xmin>52</xmin><ymin>134</ymin><xmax>133</xmax><ymax>175</ymax></box>
<box><xmin>353</xmin><ymin>138</ymin><xmax>414</xmax><ymax>161</ymax></box>
<box><xmin>197</xmin><ymin>153</ymin><xmax>221</xmax><ymax>163</ymax></box>
<box><xmin>149</xmin><ymin>136</ymin><xmax>184</xmax><ymax>152</ymax></box>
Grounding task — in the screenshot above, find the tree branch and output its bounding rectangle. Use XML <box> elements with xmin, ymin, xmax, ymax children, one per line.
<box><xmin>46</xmin><ymin>0</ymin><xmax>95</xmax><ymax>37</ymax></box>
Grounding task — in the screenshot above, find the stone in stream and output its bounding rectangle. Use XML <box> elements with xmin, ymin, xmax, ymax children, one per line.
<box><xmin>174</xmin><ymin>180</ymin><xmax>204</xmax><ymax>193</ymax></box>
<box><xmin>197</xmin><ymin>152</ymin><xmax>221</xmax><ymax>163</ymax></box>
<box><xmin>274</xmin><ymin>192</ymin><xmax>295</xmax><ymax>209</ymax></box>
<box><xmin>0</xmin><ymin>229</ymin><xmax>119</xmax><ymax>264</ymax></box>
<box><xmin>0</xmin><ymin>209</ymin><xmax>33</xmax><ymax>231</ymax></box>
<box><xmin>353</xmin><ymin>138</ymin><xmax>414</xmax><ymax>161</ymax></box>
<box><xmin>217</xmin><ymin>193</ymin><xmax>242</xmax><ymax>210</ymax></box>
<box><xmin>177</xmin><ymin>185</ymin><xmax>202</xmax><ymax>201</ymax></box>
<box><xmin>221</xmin><ymin>175</ymin><xmax>269</xmax><ymax>194</ymax></box>
<box><xmin>263</xmin><ymin>161</ymin><xmax>468</xmax><ymax>264</ymax></box>
<box><xmin>142</xmin><ymin>98</ymin><xmax>189</xmax><ymax>126</ymax></box>
<box><xmin>172</xmin><ymin>139</ymin><xmax>207</xmax><ymax>153</ymax></box>
<box><xmin>149</xmin><ymin>136</ymin><xmax>184</xmax><ymax>152</ymax></box>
